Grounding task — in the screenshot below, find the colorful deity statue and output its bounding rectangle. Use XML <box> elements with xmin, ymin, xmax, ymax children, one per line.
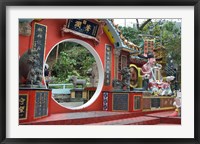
<box><xmin>141</xmin><ymin>52</ymin><xmax>174</xmax><ymax>96</ymax></box>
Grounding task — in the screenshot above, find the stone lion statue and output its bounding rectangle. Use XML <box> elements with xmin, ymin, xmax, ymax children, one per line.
<box><xmin>69</xmin><ymin>76</ymin><xmax>86</xmax><ymax>88</ymax></box>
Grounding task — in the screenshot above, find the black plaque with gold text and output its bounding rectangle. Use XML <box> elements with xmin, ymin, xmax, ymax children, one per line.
<box><xmin>19</xmin><ymin>94</ymin><xmax>28</xmax><ymax>120</ymax></box>
<box><xmin>33</xmin><ymin>23</ymin><xmax>47</xmax><ymax>66</ymax></box>
<box><xmin>34</xmin><ymin>91</ymin><xmax>49</xmax><ymax>118</ymax></box>
<box><xmin>113</xmin><ymin>93</ymin><xmax>128</xmax><ymax>111</ymax></box>
<box><xmin>67</xmin><ymin>19</ymin><xmax>99</xmax><ymax>37</ymax></box>
<box><xmin>151</xmin><ymin>98</ymin><xmax>160</xmax><ymax>108</ymax></box>
<box><xmin>104</xmin><ymin>45</ymin><xmax>112</xmax><ymax>86</ymax></box>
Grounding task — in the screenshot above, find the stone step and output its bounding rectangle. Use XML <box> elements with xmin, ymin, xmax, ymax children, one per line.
<box><xmin>145</xmin><ymin>111</ymin><xmax>181</xmax><ymax>124</ymax></box>
<box><xmin>21</xmin><ymin>111</ymin><xmax>144</xmax><ymax>125</ymax></box>
<box><xmin>85</xmin><ymin>116</ymin><xmax>160</xmax><ymax>125</ymax></box>
<box><xmin>20</xmin><ymin>110</ymin><xmax>180</xmax><ymax>125</ymax></box>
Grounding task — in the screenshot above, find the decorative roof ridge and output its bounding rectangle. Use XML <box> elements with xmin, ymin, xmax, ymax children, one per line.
<box><xmin>111</xmin><ymin>19</ymin><xmax>140</xmax><ymax>49</ymax></box>
<box><xmin>105</xmin><ymin>19</ymin><xmax>140</xmax><ymax>52</ymax></box>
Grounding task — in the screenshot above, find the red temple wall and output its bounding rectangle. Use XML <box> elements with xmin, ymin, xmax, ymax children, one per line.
<box><xmin>19</xmin><ymin>19</ymin><xmax>115</xmax><ymax>113</ymax></box>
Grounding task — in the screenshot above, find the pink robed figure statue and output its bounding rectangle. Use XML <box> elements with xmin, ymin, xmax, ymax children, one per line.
<box><xmin>141</xmin><ymin>52</ymin><xmax>175</xmax><ymax>96</ymax></box>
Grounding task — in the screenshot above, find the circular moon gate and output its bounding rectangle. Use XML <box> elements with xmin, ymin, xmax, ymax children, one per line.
<box><xmin>45</xmin><ymin>39</ymin><xmax>104</xmax><ymax>110</ymax></box>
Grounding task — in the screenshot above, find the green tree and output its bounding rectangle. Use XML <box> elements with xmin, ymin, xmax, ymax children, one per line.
<box><xmin>118</xmin><ymin>19</ymin><xmax>181</xmax><ymax>67</ymax></box>
<box><xmin>161</xmin><ymin>21</ymin><xmax>181</xmax><ymax>65</ymax></box>
<box><xmin>47</xmin><ymin>42</ymin><xmax>95</xmax><ymax>83</ymax></box>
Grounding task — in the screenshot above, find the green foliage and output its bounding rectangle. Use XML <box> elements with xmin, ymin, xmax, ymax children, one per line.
<box><xmin>119</xmin><ymin>27</ymin><xmax>136</xmax><ymax>44</ymax></box>
<box><xmin>119</xmin><ymin>26</ymin><xmax>141</xmax><ymax>45</ymax></box>
<box><xmin>162</xmin><ymin>21</ymin><xmax>181</xmax><ymax>65</ymax></box>
<box><xmin>48</xmin><ymin>42</ymin><xmax>95</xmax><ymax>84</ymax></box>
<box><xmin>118</xmin><ymin>19</ymin><xmax>181</xmax><ymax>67</ymax></box>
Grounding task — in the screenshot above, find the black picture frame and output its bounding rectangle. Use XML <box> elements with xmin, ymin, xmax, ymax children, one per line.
<box><xmin>0</xmin><ymin>0</ymin><xmax>199</xmax><ymax>144</ymax></box>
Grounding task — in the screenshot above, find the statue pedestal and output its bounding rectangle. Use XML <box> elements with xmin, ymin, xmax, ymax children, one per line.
<box><xmin>19</xmin><ymin>88</ymin><xmax>52</xmax><ymax>124</ymax></box>
<box><xmin>103</xmin><ymin>91</ymin><xmax>143</xmax><ymax>112</ymax></box>
<box><xmin>103</xmin><ymin>91</ymin><xmax>175</xmax><ymax>112</ymax></box>
<box><xmin>143</xmin><ymin>96</ymin><xmax>175</xmax><ymax>111</ymax></box>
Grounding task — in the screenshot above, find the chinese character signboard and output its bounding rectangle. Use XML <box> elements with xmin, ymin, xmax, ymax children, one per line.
<box><xmin>33</xmin><ymin>23</ymin><xmax>47</xmax><ymax>66</ymax></box>
<box><xmin>113</xmin><ymin>93</ymin><xmax>129</xmax><ymax>111</ymax></box>
<box><xmin>34</xmin><ymin>91</ymin><xmax>49</xmax><ymax>118</ymax></box>
<box><xmin>151</xmin><ymin>98</ymin><xmax>160</xmax><ymax>108</ymax></box>
<box><xmin>19</xmin><ymin>94</ymin><xmax>28</xmax><ymax>120</ymax></box>
<box><xmin>104</xmin><ymin>45</ymin><xmax>112</xmax><ymax>86</ymax></box>
<box><xmin>66</xmin><ymin>19</ymin><xmax>99</xmax><ymax>38</ymax></box>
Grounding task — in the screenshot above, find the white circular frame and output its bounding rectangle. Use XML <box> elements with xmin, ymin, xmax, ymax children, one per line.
<box><xmin>45</xmin><ymin>38</ymin><xmax>104</xmax><ymax>110</ymax></box>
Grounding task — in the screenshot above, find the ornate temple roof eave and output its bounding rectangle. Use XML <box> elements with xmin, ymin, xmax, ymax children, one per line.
<box><xmin>104</xmin><ymin>19</ymin><xmax>140</xmax><ymax>53</ymax></box>
<box><xmin>104</xmin><ymin>20</ymin><xmax>125</xmax><ymax>48</ymax></box>
<box><xmin>116</xmin><ymin>45</ymin><xmax>141</xmax><ymax>53</ymax></box>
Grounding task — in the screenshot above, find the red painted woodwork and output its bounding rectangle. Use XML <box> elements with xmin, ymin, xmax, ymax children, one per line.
<box><xmin>118</xmin><ymin>50</ymin><xmax>130</xmax><ymax>80</ymax></box>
